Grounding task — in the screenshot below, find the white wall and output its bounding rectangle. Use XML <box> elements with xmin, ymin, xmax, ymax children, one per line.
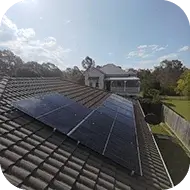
<box><xmin>85</xmin><ymin>68</ymin><xmax>104</xmax><ymax>89</ymax></box>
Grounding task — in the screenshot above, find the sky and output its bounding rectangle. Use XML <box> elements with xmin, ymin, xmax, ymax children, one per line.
<box><xmin>0</xmin><ymin>0</ymin><xmax>190</xmax><ymax>70</ymax></box>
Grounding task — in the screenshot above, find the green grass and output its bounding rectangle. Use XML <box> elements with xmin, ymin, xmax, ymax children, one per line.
<box><xmin>162</xmin><ymin>96</ymin><xmax>190</xmax><ymax>121</ymax></box>
<box><xmin>151</xmin><ymin>123</ymin><xmax>190</xmax><ymax>186</ymax></box>
<box><xmin>151</xmin><ymin>123</ymin><xmax>171</xmax><ymax>136</ymax></box>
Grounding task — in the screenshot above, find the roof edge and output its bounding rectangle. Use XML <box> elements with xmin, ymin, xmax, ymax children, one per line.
<box><xmin>137</xmin><ymin>100</ymin><xmax>174</xmax><ymax>187</ymax></box>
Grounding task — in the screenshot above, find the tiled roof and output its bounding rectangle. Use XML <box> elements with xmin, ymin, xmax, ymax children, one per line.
<box><xmin>0</xmin><ymin>76</ymin><xmax>173</xmax><ymax>190</ymax></box>
<box><xmin>100</xmin><ymin>64</ymin><xmax>127</xmax><ymax>75</ymax></box>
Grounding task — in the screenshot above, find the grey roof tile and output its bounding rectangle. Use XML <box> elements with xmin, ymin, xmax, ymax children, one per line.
<box><xmin>51</xmin><ymin>179</ymin><xmax>71</xmax><ymax>190</ymax></box>
<box><xmin>0</xmin><ymin>157</ymin><xmax>14</xmax><ymax>170</ymax></box>
<box><xmin>27</xmin><ymin>176</ymin><xmax>48</xmax><ymax>190</ymax></box>
<box><xmin>34</xmin><ymin>169</ymin><xmax>54</xmax><ymax>183</ymax></box>
<box><xmin>18</xmin><ymin>159</ymin><xmax>37</xmax><ymax>172</ymax></box>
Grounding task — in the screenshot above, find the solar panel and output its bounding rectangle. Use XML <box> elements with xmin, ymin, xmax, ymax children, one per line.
<box><xmin>117</xmin><ymin>107</ymin><xmax>133</xmax><ymax>118</ymax></box>
<box><xmin>96</xmin><ymin>106</ymin><xmax>117</xmax><ymax>119</ymax></box>
<box><xmin>39</xmin><ymin>105</ymin><xmax>91</xmax><ymax>134</ymax></box>
<box><xmin>13</xmin><ymin>93</ymin><xmax>91</xmax><ymax>134</ymax></box>
<box><xmin>13</xmin><ymin>93</ymin><xmax>74</xmax><ymax>117</ymax></box>
<box><xmin>70</xmin><ymin>111</ymin><xmax>115</xmax><ymax>153</ymax></box>
<box><xmin>103</xmin><ymin>100</ymin><xmax>118</xmax><ymax>111</ymax></box>
<box><xmin>13</xmin><ymin>93</ymin><xmax>142</xmax><ymax>175</ymax></box>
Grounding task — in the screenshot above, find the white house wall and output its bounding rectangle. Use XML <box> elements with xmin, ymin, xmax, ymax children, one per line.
<box><xmin>85</xmin><ymin>68</ymin><xmax>104</xmax><ymax>89</ymax></box>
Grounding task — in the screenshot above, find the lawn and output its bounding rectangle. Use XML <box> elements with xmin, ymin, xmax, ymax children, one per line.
<box><xmin>151</xmin><ymin>123</ymin><xmax>190</xmax><ymax>186</ymax></box>
<box><xmin>162</xmin><ymin>96</ymin><xmax>190</xmax><ymax>121</ymax></box>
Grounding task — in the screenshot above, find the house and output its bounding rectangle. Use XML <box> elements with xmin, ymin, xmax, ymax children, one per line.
<box><xmin>85</xmin><ymin>64</ymin><xmax>140</xmax><ymax>96</ymax></box>
<box><xmin>0</xmin><ymin>76</ymin><xmax>173</xmax><ymax>190</ymax></box>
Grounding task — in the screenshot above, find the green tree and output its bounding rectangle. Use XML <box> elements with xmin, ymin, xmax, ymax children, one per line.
<box><xmin>137</xmin><ymin>69</ymin><xmax>160</xmax><ymax>97</ymax></box>
<box><xmin>153</xmin><ymin>59</ymin><xmax>186</xmax><ymax>95</ymax></box>
<box><xmin>175</xmin><ymin>69</ymin><xmax>190</xmax><ymax>99</ymax></box>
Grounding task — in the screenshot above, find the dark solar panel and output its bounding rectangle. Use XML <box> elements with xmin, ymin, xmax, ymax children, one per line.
<box><xmin>103</xmin><ymin>100</ymin><xmax>118</xmax><ymax>111</ymax></box>
<box><xmin>13</xmin><ymin>93</ymin><xmax>74</xmax><ymax>117</ymax></box>
<box><xmin>70</xmin><ymin>111</ymin><xmax>114</xmax><ymax>153</ymax></box>
<box><xmin>13</xmin><ymin>93</ymin><xmax>142</xmax><ymax>175</ymax></box>
<box><xmin>99</xmin><ymin>94</ymin><xmax>141</xmax><ymax>175</ymax></box>
<box><xmin>13</xmin><ymin>93</ymin><xmax>91</xmax><ymax>134</ymax></box>
<box><xmin>39</xmin><ymin>104</ymin><xmax>91</xmax><ymax>134</ymax></box>
<box><xmin>96</xmin><ymin>106</ymin><xmax>117</xmax><ymax>119</ymax></box>
<box><xmin>104</xmin><ymin>118</ymin><xmax>140</xmax><ymax>174</ymax></box>
<box><xmin>117</xmin><ymin>107</ymin><xmax>133</xmax><ymax>118</ymax></box>
<box><xmin>116</xmin><ymin>113</ymin><xmax>135</xmax><ymax>127</ymax></box>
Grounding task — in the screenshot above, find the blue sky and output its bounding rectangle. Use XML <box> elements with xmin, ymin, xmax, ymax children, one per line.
<box><xmin>0</xmin><ymin>0</ymin><xmax>189</xmax><ymax>70</ymax></box>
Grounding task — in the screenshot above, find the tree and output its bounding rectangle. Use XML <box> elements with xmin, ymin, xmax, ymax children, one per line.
<box><xmin>81</xmin><ymin>56</ymin><xmax>95</xmax><ymax>70</ymax></box>
<box><xmin>137</xmin><ymin>69</ymin><xmax>160</xmax><ymax>97</ymax></box>
<box><xmin>175</xmin><ymin>69</ymin><xmax>190</xmax><ymax>99</ymax></box>
<box><xmin>153</xmin><ymin>59</ymin><xmax>186</xmax><ymax>95</ymax></box>
<box><xmin>41</xmin><ymin>62</ymin><xmax>63</xmax><ymax>77</ymax></box>
<box><xmin>62</xmin><ymin>66</ymin><xmax>84</xmax><ymax>85</ymax></box>
<box><xmin>0</xmin><ymin>49</ymin><xmax>24</xmax><ymax>76</ymax></box>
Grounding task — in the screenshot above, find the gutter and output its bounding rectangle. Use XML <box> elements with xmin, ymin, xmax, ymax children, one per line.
<box><xmin>137</xmin><ymin>100</ymin><xmax>174</xmax><ymax>187</ymax></box>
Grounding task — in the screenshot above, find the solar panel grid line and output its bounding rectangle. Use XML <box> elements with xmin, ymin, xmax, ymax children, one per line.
<box><xmin>36</xmin><ymin>101</ymin><xmax>73</xmax><ymax>119</ymax></box>
<box><xmin>102</xmin><ymin>111</ymin><xmax>118</xmax><ymax>155</ymax></box>
<box><xmin>38</xmin><ymin>102</ymin><xmax>92</xmax><ymax>134</ymax></box>
<box><xmin>67</xmin><ymin>109</ymin><xmax>97</xmax><ymax>136</ymax></box>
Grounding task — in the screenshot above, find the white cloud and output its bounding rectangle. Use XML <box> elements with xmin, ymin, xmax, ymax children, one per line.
<box><xmin>148</xmin><ymin>45</ymin><xmax>159</xmax><ymax>50</ymax></box>
<box><xmin>108</xmin><ymin>52</ymin><xmax>113</xmax><ymax>56</ymax></box>
<box><xmin>40</xmin><ymin>17</ymin><xmax>43</xmax><ymax>20</ymax></box>
<box><xmin>127</xmin><ymin>44</ymin><xmax>168</xmax><ymax>59</ymax></box>
<box><xmin>157</xmin><ymin>53</ymin><xmax>178</xmax><ymax>62</ymax></box>
<box><xmin>0</xmin><ymin>15</ymin><xmax>72</xmax><ymax>70</ymax></box>
<box><xmin>178</xmin><ymin>46</ymin><xmax>189</xmax><ymax>52</ymax></box>
<box><xmin>137</xmin><ymin>45</ymin><xmax>147</xmax><ymax>49</ymax></box>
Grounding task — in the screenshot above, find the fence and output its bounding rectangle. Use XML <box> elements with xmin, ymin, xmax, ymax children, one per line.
<box><xmin>162</xmin><ymin>105</ymin><xmax>190</xmax><ymax>151</ymax></box>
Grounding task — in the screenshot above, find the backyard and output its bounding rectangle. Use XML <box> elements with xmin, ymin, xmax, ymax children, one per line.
<box><xmin>162</xmin><ymin>96</ymin><xmax>190</xmax><ymax>121</ymax></box>
<box><xmin>151</xmin><ymin>123</ymin><xmax>190</xmax><ymax>186</ymax></box>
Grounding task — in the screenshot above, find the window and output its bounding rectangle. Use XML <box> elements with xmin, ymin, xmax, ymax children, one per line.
<box><xmin>89</xmin><ymin>82</ymin><xmax>93</xmax><ymax>87</ymax></box>
<box><xmin>96</xmin><ymin>82</ymin><xmax>99</xmax><ymax>88</ymax></box>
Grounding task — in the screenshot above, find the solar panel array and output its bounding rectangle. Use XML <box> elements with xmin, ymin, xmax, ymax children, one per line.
<box><xmin>13</xmin><ymin>93</ymin><xmax>142</xmax><ymax>175</ymax></box>
<box><xmin>13</xmin><ymin>93</ymin><xmax>92</xmax><ymax>134</ymax></box>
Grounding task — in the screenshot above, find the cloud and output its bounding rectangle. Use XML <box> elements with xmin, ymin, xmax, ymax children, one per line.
<box><xmin>157</xmin><ymin>53</ymin><xmax>178</xmax><ymax>62</ymax></box>
<box><xmin>40</xmin><ymin>17</ymin><xmax>43</xmax><ymax>20</ymax></box>
<box><xmin>108</xmin><ymin>52</ymin><xmax>113</xmax><ymax>56</ymax></box>
<box><xmin>178</xmin><ymin>46</ymin><xmax>189</xmax><ymax>52</ymax></box>
<box><xmin>0</xmin><ymin>15</ymin><xmax>72</xmax><ymax>70</ymax></box>
<box><xmin>137</xmin><ymin>45</ymin><xmax>147</xmax><ymax>49</ymax></box>
<box><xmin>127</xmin><ymin>44</ymin><xmax>168</xmax><ymax>59</ymax></box>
<box><xmin>148</xmin><ymin>45</ymin><xmax>159</xmax><ymax>50</ymax></box>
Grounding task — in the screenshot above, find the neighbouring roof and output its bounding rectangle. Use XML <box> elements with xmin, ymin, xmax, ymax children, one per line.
<box><xmin>0</xmin><ymin>76</ymin><xmax>173</xmax><ymax>190</ymax></box>
<box><xmin>99</xmin><ymin>64</ymin><xmax>128</xmax><ymax>75</ymax></box>
<box><xmin>105</xmin><ymin>77</ymin><xmax>140</xmax><ymax>81</ymax></box>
